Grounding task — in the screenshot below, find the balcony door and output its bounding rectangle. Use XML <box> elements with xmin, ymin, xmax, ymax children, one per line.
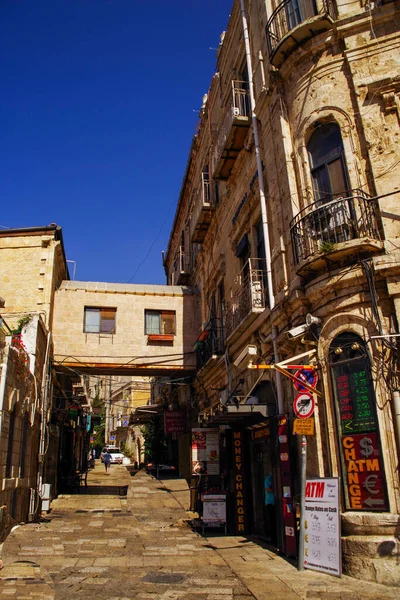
<box><xmin>285</xmin><ymin>0</ymin><xmax>303</xmax><ymax>30</ymax></box>
<box><xmin>308</xmin><ymin>122</ymin><xmax>350</xmax><ymax>204</ymax></box>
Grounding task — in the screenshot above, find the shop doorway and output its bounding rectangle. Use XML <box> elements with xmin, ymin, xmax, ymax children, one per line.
<box><xmin>250</xmin><ymin>422</ymin><xmax>278</xmax><ymax>544</ymax></box>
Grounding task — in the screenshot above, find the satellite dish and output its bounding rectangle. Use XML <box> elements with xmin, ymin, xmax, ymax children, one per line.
<box><xmin>220</xmin><ymin>390</ymin><xmax>228</xmax><ymax>406</ymax></box>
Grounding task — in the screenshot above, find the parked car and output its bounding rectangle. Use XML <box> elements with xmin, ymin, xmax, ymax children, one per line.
<box><xmin>146</xmin><ymin>463</ymin><xmax>176</xmax><ymax>474</ymax></box>
<box><xmin>100</xmin><ymin>446</ymin><xmax>124</xmax><ymax>464</ymax></box>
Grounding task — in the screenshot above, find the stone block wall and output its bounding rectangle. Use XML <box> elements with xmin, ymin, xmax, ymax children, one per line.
<box><xmin>52</xmin><ymin>282</ymin><xmax>200</xmax><ymax>373</ymax></box>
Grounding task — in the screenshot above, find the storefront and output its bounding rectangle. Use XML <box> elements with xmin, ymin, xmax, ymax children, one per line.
<box><xmin>194</xmin><ymin>405</ymin><xmax>299</xmax><ymax>558</ymax></box>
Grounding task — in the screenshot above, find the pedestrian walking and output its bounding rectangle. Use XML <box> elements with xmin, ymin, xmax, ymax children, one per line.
<box><xmin>103</xmin><ymin>448</ymin><xmax>112</xmax><ymax>474</ymax></box>
<box><xmin>264</xmin><ymin>472</ymin><xmax>276</xmax><ymax>544</ymax></box>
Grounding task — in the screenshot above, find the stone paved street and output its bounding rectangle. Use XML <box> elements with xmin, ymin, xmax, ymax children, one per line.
<box><xmin>0</xmin><ymin>463</ymin><xmax>398</xmax><ymax>599</ymax></box>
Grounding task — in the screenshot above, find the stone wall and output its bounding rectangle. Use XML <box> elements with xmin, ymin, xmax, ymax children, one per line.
<box><xmin>52</xmin><ymin>281</ymin><xmax>200</xmax><ymax>374</ymax></box>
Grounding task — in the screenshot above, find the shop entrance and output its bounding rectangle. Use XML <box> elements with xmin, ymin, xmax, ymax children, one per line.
<box><xmin>250</xmin><ymin>421</ymin><xmax>277</xmax><ymax>544</ymax></box>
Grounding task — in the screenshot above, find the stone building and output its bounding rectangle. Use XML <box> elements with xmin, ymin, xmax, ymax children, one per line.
<box><xmin>164</xmin><ymin>0</ymin><xmax>400</xmax><ymax>584</ymax></box>
<box><xmin>0</xmin><ymin>309</ymin><xmax>49</xmax><ymax>541</ymax></box>
<box><xmin>0</xmin><ymin>226</ymin><xmax>90</xmax><ymax>523</ymax></box>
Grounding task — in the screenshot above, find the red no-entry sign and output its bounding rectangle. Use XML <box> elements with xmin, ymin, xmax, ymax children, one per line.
<box><xmin>293</xmin><ymin>368</ymin><xmax>318</xmax><ymax>392</ymax></box>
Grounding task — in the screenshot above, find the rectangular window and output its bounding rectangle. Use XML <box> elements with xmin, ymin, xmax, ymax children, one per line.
<box><xmin>84</xmin><ymin>307</ymin><xmax>116</xmax><ymax>333</ymax></box>
<box><xmin>145</xmin><ymin>310</ymin><xmax>176</xmax><ymax>336</ymax></box>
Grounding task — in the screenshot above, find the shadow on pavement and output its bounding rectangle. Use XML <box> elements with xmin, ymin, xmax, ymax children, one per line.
<box><xmin>69</xmin><ymin>484</ymin><xmax>129</xmax><ymax>496</ymax></box>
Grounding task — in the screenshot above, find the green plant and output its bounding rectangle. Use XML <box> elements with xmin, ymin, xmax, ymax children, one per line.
<box><xmin>319</xmin><ymin>241</ymin><xmax>335</xmax><ymax>255</ymax></box>
<box><xmin>141</xmin><ymin>417</ymin><xmax>168</xmax><ymax>464</ymax></box>
<box><xmin>92</xmin><ymin>405</ymin><xmax>105</xmax><ymax>449</ymax></box>
<box><xmin>10</xmin><ymin>315</ymin><xmax>32</xmax><ymax>335</ymax></box>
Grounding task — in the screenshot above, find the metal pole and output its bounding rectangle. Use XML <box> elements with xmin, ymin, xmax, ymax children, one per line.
<box><xmin>239</xmin><ymin>0</ymin><xmax>284</xmax><ymax>414</ymax></box>
<box><xmin>105</xmin><ymin>376</ymin><xmax>111</xmax><ymax>446</ymax></box>
<box><xmin>298</xmin><ymin>434</ymin><xmax>307</xmax><ymax>570</ymax></box>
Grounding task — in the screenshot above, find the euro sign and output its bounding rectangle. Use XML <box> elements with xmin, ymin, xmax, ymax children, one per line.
<box><xmin>359</xmin><ymin>436</ymin><xmax>373</xmax><ymax>457</ymax></box>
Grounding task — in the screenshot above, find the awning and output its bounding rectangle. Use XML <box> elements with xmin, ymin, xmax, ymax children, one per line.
<box><xmin>130</xmin><ymin>404</ymin><xmax>164</xmax><ymax>424</ymax></box>
<box><xmin>200</xmin><ymin>403</ymin><xmax>269</xmax><ymax>427</ymax></box>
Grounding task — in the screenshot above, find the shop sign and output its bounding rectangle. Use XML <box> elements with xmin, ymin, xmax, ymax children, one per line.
<box><xmin>165</xmin><ymin>410</ymin><xmax>186</xmax><ymax>434</ymax></box>
<box><xmin>86</xmin><ymin>414</ymin><xmax>91</xmax><ymax>432</ymax></box>
<box><xmin>293</xmin><ymin>418</ymin><xmax>315</xmax><ymax>436</ymax></box>
<box><xmin>90</xmin><ymin>436</ymin><xmax>94</xmax><ymax>443</ymax></box>
<box><xmin>278</xmin><ymin>415</ymin><xmax>297</xmax><ymax>557</ymax></box>
<box><xmin>333</xmin><ymin>369</ymin><xmax>376</xmax><ymax>434</ymax></box>
<box><xmin>191</xmin><ymin>428</ymin><xmax>219</xmax><ymax>475</ymax></box>
<box><xmin>233</xmin><ymin>430</ymin><xmax>247</xmax><ymax>533</ymax></box>
<box><xmin>68</xmin><ymin>409</ymin><xmax>78</xmax><ymax>418</ymax></box>
<box><xmin>341</xmin><ymin>433</ymin><xmax>388</xmax><ymax>510</ymax></box>
<box><xmin>303</xmin><ymin>477</ymin><xmax>341</xmax><ymax>577</ymax></box>
<box><xmin>251</xmin><ymin>422</ymin><xmax>270</xmax><ymax>441</ymax></box>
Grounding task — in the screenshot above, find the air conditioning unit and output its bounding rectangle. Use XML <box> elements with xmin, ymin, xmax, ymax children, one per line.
<box><xmin>40</xmin><ymin>483</ymin><xmax>52</xmax><ymax>512</ymax></box>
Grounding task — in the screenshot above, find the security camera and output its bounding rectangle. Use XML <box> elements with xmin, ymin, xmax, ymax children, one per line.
<box><xmin>233</xmin><ymin>344</ymin><xmax>258</xmax><ymax>367</ymax></box>
<box><xmin>286</xmin><ymin>323</ymin><xmax>309</xmax><ymax>340</ymax></box>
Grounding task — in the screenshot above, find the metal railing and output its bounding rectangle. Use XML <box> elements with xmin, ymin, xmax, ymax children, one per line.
<box><xmin>172</xmin><ymin>249</ymin><xmax>191</xmax><ymax>284</ymax></box>
<box><xmin>266</xmin><ymin>0</ymin><xmax>336</xmax><ymax>57</ymax></box>
<box><xmin>191</xmin><ymin>173</ymin><xmax>214</xmax><ymax>238</ymax></box>
<box><xmin>196</xmin><ymin>326</ymin><xmax>225</xmax><ymax>371</ymax></box>
<box><xmin>212</xmin><ymin>81</ymin><xmax>250</xmax><ymax>174</ymax></box>
<box><xmin>224</xmin><ymin>258</ymin><xmax>269</xmax><ymax>339</ymax></box>
<box><xmin>290</xmin><ymin>190</ymin><xmax>381</xmax><ymax>265</ymax></box>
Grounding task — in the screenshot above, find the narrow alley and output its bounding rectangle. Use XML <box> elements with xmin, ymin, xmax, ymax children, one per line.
<box><xmin>0</xmin><ymin>464</ymin><xmax>398</xmax><ymax>600</ymax></box>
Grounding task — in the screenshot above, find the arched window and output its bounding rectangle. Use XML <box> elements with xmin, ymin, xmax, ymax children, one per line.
<box><xmin>329</xmin><ymin>332</ymin><xmax>388</xmax><ymax>511</ymax></box>
<box><xmin>308</xmin><ymin>123</ymin><xmax>350</xmax><ymax>203</ymax></box>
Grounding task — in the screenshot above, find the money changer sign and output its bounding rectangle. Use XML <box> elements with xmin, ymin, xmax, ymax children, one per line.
<box><xmin>341</xmin><ymin>433</ymin><xmax>388</xmax><ymax>510</ymax></box>
<box><xmin>233</xmin><ymin>430</ymin><xmax>247</xmax><ymax>533</ymax></box>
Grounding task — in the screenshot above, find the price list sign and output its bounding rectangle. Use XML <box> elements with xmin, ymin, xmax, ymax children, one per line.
<box><xmin>333</xmin><ymin>367</ymin><xmax>376</xmax><ymax>435</ymax></box>
<box><xmin>303</xmin><ymin>478</ymin><xmax>341</xmax><ymax>577</ymax></box>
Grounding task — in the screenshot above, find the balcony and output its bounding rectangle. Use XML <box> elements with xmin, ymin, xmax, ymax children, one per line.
<box><xmin>191</xmin><ymin>173</ymin><xmax>215</xmax><ymax>243</ymax></box>
<box><xmin>195</xmin><ymin>325</ymin><xmax>224</xmax><ymax>371</ymax></box>
<box><xmin>212</xmin><ymin>81</ymin><xmax>251</xmax><ymax>180</ymax></box>
<box><xmin>171</xmin><ymin>249</ymin><xmax>191</xmax><ymax>285</ymax></box>
<box><xmin>266</xmin><ymin>0</ymin><xmax>336</xmax><ymax>68</ymax></box>
<box><xmin>224</xmin><ymin>258</ymin><xmax>269</xmax><ymax>341</ymax></box>
<box><xmin>290</xmin><ymin>190</ymin><xmax>383</xmax><ymax>276</ymax></box>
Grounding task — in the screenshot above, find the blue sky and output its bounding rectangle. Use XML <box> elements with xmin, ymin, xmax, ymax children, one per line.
<box><xmin>1</xmin><ymin>0</ymin><xmax>232</xmax><ymax>283</ymax></box>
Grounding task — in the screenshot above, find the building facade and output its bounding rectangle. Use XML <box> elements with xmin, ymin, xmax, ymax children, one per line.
<box><xmin>164</xmin><ymin>0</ymin><xmax>400</xmax><ymax>584</ymax></box>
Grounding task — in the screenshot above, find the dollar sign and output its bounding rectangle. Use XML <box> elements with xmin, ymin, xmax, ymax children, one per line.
<box><xmin>360</xmin><ymin>436</ymin><xmax>373</xmax><ymax>457</ymax></box>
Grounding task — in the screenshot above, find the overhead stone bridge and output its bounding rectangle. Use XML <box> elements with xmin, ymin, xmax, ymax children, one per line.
<box><xmin>52</xmin><ymin>281</ymin><xmax>200</xmax><ymax>377</ymax></box>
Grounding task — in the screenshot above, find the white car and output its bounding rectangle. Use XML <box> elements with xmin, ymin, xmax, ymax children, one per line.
<box><xmin>100</xmin><ymin>447</ymin><xmax>124</xmax><ymax>464</ymax></box>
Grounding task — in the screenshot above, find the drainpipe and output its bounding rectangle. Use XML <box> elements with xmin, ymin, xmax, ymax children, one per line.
<box><xmin>37</xmin><ymin>332</ymin><xmax>52</xmax><ymax>499</ymax></box>
<box><xmin>239</xmin><ymin>0</ymin><xmax>284</xmax><ymax>414</ymax></box>
<box><xmin>0</xmin><ymin>345</ymin><xmax>10</xmax><ymax>452</ymax></box>
<box><xmin>392</xmin><ymin>390</ymin><xmax>400</xmax><ymax>459</ymax></box>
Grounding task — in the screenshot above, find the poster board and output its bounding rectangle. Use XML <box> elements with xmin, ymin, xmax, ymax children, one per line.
<box><xmin>191</xmin><ymin>428</ymin><xmax>219</xmax><ymax>475</ymax></box>
<box><xmin>202</xmin><ymin>495</ymin><xmax>226</xmax><ymax>525</ymax></box>
<box><xmin>303</xmin><ymin>477</ymin><xmax>341</xmax><ymax>577</ymax></box>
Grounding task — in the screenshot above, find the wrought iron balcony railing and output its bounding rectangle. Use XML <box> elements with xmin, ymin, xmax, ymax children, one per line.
<box><xmin>212</xmin><ymin>81</ymin><xmax>251</xmax><ymax>180</ymax></box>
<box><xmin>224</xmin><ymin>258</ymin><xmax>269</xmax><ymax>340</ymax></box>
<box><xmin>290</xmin><ymin>190</ymin><xmax>381</xmax><ymax>265</ymax></box>
<box><xmin>191</xmin><ymin>173</ymin><xmax>215</xmax><ymax>243</ymax></box>
<box><xmin>196</xmin><ymin>326</ymin><xmax>225</xmax><ymax>371</ymax></box>
<box><xmin>266</xmin><ymin>0</ymin><xmax>336</xmax><ymax>60</ymax></box>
